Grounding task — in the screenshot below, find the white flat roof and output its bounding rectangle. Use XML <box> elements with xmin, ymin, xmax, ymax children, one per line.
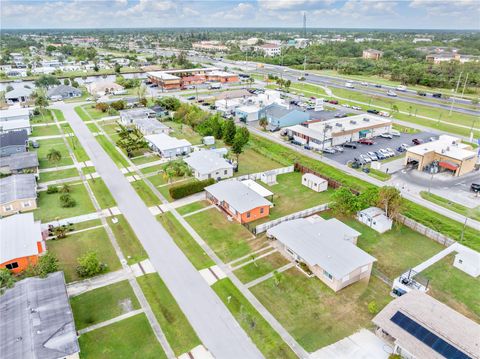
<box><xmin>236</xmin><ymin>105</ymin><xmax>260</xmax><ymax>113</ymax></box>
<box><xmin>0</xmin><ymin>107</ymin><xmax>30</xmax><ymax>120</ymax></box>
<box><xmin>0</xmin><ymin>119</ymin><xmax>30</xmax><ymax>131</ymax></box>
<box><xmin>0</xmin><ymin>213</ymin><xmax>42</xmax><ymax>263</ymax></box>
<box><xmin>208</xmin><ymin>70</ymin><xmax>236</xmax><ymax>77</ymax></box>
<box><xmin>184</xmin><ymin>150</ymin><xmax>233</xmax><ymax>175</ymax></box>
<box><xmin>407</xmin><ymin>136</ymin><xmax>476</xmax><ymax>161</ymax></box>
<box><xmin>146</xmin><ymin>71</ymin><xmax>181</xmax><ymax>80</ymax></box>
<box><xmin>145</xmin><ymin>133</ymin><xmax>191</xmax><ymax>151</ymax></box>
<box><xmin>241</xmin><ymin>179</ymin><xmax>274</xmax><ymax>197</ymax></box>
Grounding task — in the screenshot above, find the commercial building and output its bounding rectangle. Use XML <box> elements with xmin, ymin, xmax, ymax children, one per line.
<box><xmin>372</xmin><ymin>291</ymin><xmax>480</xmax><ymax>359</ymax></box>
<box><xmin>233</xmin><ymin>90</ymin><xmax>287</xmax><ymax>122</ymax></box>
<box><xmin>145</xmin><ymin>133</ymin><xmax>192</xmax><ymax>158</ymax></box>
<box><xmin>184</xmin><ymin>150</ymin><xmax>234</xmax><ymax>181</ymax></box>
<box><xmin>205</xmin><ymin>180</ymin><xmax>272</xmax><ymax>224</ymax></box>
<box><xmin>255</xmin><ymin>43</ymin><xmax>281</xmax><ymax>57</ymax></box>
<box><xmin>47</xmin><ymin>84</ymin><xmax>82</xmax><ymax>100</ymax></box>
<box><xmin>147</xmin><ymin>71</ymin><xmax>182</xmax><ymax>90</ymax></box>
<box><xmin>0</xmin><ymin>213</ymin><xmax>46</xmax><ymax>273</ymax></box>
<box><xmin>0</xmin><ymin>130</ymin><xmax>28</xmax><ymax>157</ymax></box>
<box><xmin>0</xmin><ymin>272</ymin><xmax>80</xmax><ymax>359</ymax></box>
<box><xmin>357</xmin><ymin>207</ymin><xmax>393</xmax><ymax>234</ymax></box>
<box><xmin>264</xmin><ymin>103</ymin><xmax>310</xmax><ymax>130</ymax></box>
<box><xmin>426</xmin><ymin>52</ymin><xmax>480</xmax><ymax>64</ymax></box>
<box><xmin>267</xmin><ymin>217</ymin><xmax>376</xmax><ymax>291</ymax></box>
<box><xmin>287</xmin><ymin>114</ymin><xmax>392</xmax><ymax>150</ymax></box>
<box><xmin>192</xmin><ymin>41</ymin><xmax>229</xmax><ymax>52</ymax></box>
<box><xmin>405</xmin><ymin>135</ymin><xmax>478</xmax><ymax>176</ymax></box>
<box><xmin>0</xmin><ymin>152</ymin><xmax>39</xmax><ymax>176</ymax></box>
<box><xmin>362</xmin><ymin>49</ymin><xmax>384</xmax><ymax>60</ymax></box>
<box><xmin>0</xmin><ymin>174</ymin><xmax>38</xmax><ymax>216</ymax></box>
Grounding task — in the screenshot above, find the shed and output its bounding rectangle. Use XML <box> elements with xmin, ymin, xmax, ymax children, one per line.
<box><xmin>357</xmin><ymin>207</ymin><xmax>393</xmax><ymax>233</ymax></box>
<box><xmin>302</xmin><ymin>173</ymin><xmax>328</xmax><ymax>192</ymax></box>
<box><xmin>260</xmin><ymin>170</ymin><xmax>277</xmax><ymax>185</ymax></box>
<box><xmin>453</xmin><ymin>246</ymin><xmax>480</xmax><ymax>277</ymax></box>
<box><xmin>203</xmin><ymin>136</ymin><xmax>215</xmax><ymax>145</ymax></box>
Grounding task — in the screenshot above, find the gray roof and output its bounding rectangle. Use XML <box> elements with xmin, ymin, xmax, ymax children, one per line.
<box><xmin>205</xmin><ymin>180</ymin><xmax>272</xmax><ymax>213</ymax></box>
<box><xmin>265</xmin><ymin>103</ymin><xmax>294</xmax><ymax>119</ymax></box>
<box><xmin>0</xmin><ymin>129</ymin><xmax>28</xmax><ymax>148</ymax></box>
<box><xmin>0</xmin><ymin>272</ymin><xmax>80</xmax><ymax>359</ymax></box>
<box><xmin>267</xmin><ymin>218</ymin><xmax>375</xmax><ymax>278</ymax></box>
<box><xmin>46</xmin><ymin>85</ymin><xmax>82</xmax><ymax>98</ymax></box>
<box><xmin>372</xmin><ymin>291</ymin><xmax>480</xmax><ymax>359</ymax></box>
<box><xmin>0</xmin><ymin>152</ymin><xmax>39</xmax><ymax>171</ymax></box>
<box><xmin>5</xmin><ymin>87</ymin><xmax>33</xmax><ymax>99</ymax></box>
<box><xmin>0</xmin><ymin>174</ymin><xmax>37</xmax><ymax>204</ymax></box>
<box><xmin>145</xmin><ymin>133</ymin><xmax>191</xmax><ymax>152</ymax></box>
<box><xmin>184</xmin><ymin>150</ymin><xmax>234</xmax><ymax>175</ymax></box>
<box><xmin>0</xmin><ymin>212</ymin><xmax>42</xmax><ymax>263</ymax></box>
<box><xmin>133</xmin><ymin>118</ymin><xmax>169</xmax><ymax>133</ymax></box>
<box><xmin>119</xmin><ymin>108</ymin><xmax>156</xmax><ymax>121</ymax></box>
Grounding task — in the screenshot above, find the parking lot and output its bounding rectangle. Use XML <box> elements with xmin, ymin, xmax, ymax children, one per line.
<box><xmin>322</xmin><ymin>131</ymin><xmax>435</xmax><ymax>165</ymax></box>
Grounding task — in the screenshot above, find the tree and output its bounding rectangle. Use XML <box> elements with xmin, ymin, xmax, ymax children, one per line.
<box><xmin>34</xmin><ymin>74</ymin><xmax>59</xmax><ymax>88</ymax></box>
<box><xmin>135</xmin><ymin>84</ymin><xmax>147</xmax><ymax>103</ymax></box>
<box><xmin>162</xmin><ymin>160</ymin><xmax>191</xmax><ymax>183</ymax></box>
<box><xmin>259</xmin><ymin>117</ymin><xmax>268</xmax><ymax>130</ymax></box>
<box><xmin>53</xmin><ymin>225</ymin><xmax>68</xmax><ymax>239</ymax></box>
<box><xmin>0</xmin><ymin>268</ymin><xmax>15</xmax><ymax>292</ymax></box>
<box><xmin>357</xmin><ymin>187</ymin><xmax>379</xmax><ymax>210</ymax></box>
<box><xmin>377</xmin><ymin>186</ymin><xmax>403</xmax><ymax>219</ymax></box>
<box><xmin>96</xmin><ymin>102</ymin><xmax>109</xmax><ymax>112</ymax></box>
<box><xmin>47</xmin><ymin>148</ymin><xmax>62</xmax><ymax>169</ymax></box>
<box><xmin>34</xmin><ymin>88</ymin><xmax>49</xmax><ymax>116</ymax></box>
<box><xmin>60</xmin><ymin>183</ymin><xmax>71</xmax><ymax>193</ymax></box>
<box><xmin>231</xmin><ymin>127</ymin><xmax>250</xmax><ymax>169</ymax></box>
<box><xmin>76</xmin><ymin>251</ymin><xmax>107</xmax><ymax>277</ymax></box>
<box><xmin>63</xmin><ymin>78</ymin><xmax>70</xmax><ymax>86</ymax></box>
<box><xmin>222</xmin><ymin>120</ymin><xmax>236</xmax><ymax>145</ymax></box>
<box><xmin>93</xmin><ymin>63</ymin><xmax>99</xmax><ymax>72</ymax></box>
<box><xmin>60</xmin><ymin>193</ymin><xmax>76</xmax><ymax>208</ymax></box>
<box><xmin>331</xmin><ymin>187</ymin><xmax>358</xmax><ymax>215</ymax></box>
<box><xmin>26</xmin><ymin>252</ymin><xmax>59</xmax><ymax>278</ymax></box>
<box><xmin>156</xmin><ymin>97</ymin><xmax>180</xmax><ymax>111</ymax></box>
<box><xmin>114</xmin><ymin>63</ymin><xmax>122</xmax><ymax>74</ymax></box>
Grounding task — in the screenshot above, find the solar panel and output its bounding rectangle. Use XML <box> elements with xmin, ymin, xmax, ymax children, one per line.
<box><xmin>390</xmin><ymin>311</ymin><xmax>471</xmax><ymax>359</ymax></box>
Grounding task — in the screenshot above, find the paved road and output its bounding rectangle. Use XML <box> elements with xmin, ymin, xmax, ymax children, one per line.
<box><xmin>56</xmin><ymin>102</ymin><xmax>264</xmax><ymax>359</ymax></box>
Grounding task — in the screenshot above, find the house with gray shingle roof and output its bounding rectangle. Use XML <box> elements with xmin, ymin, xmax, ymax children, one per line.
<box><xmin>0</xmin><ymin>173</ymin><xmax>37</xmax><ymax>216</ymax></box>
<box><xmin>0</xmin><ymin>152</ymin><xmax>39</xmax><ymax>176</ymax></box>
<box><xmin>0</xmin><ymin>130</ymin><xmax>28</xmax><ymax>157</ymax></box>
<box><xmin>47</xmin><ymin>85</ymin><xmax>82</xmax><ymax>100</ymax></box>
<box><xmin>184</xmin><ymin>150</ymin><xmax>234</xmax><ymax>180</ymax></box>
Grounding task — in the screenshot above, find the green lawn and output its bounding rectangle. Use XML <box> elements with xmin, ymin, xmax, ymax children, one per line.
<box><xmin>233</xmin><ymin>251</ymin><xmax>290</xmax><ymax>284</ymax></box>
<box><xmin>95</xmin><ymin>134</ymin><xmax>130</xmax><ymax>168</ymax></box>
<box><xmin>34</xmin><ymin>183</ymin><xmax>95</xmax><ymax>222</ymax></box>
<box><xmin>137</xmin><ymin>273</ymin><xmax>201</xmax><ymax>356</ymax></box>
<box><xmin>157</xmin><ymin>212</ymin><xmax>214</xmax><ymax>270</ymax></box>
<box><xmin>421</xmin><ymin>254</ymin><xmax>480</xmax><ymax>322</ymax></box>
<box><xmin>31</xmin><ymin>124</ymin><xmax>61</xmax><ymax>137</ymax></box>
<box><xmin>31</xmin><ymin>109</ymin><xmax>54</xmax><ymax>124</ymax></box>
<box><xmin>177</xmin><ymin>200</ymin><xmax>211</xmax><ymax>216</ymax></box>
<box><xmin>140</xmin><ymin>164</ymin><xmax>165</xmax><ymax>174</ymax></box>
<box><xmin>74</xmin><ymin>106</ymin><xmax>91</xmax><ymax>122</ymax></box>
<box><xmin>39</xmin><ymin>168</ymin><xmax>79</xmax><ymax>183</ymax></box>
<box><xmin>72</xmin><ymin>218</ymin><xmax>103</xmax><ymax>231</ymax></box>
<box><xmin>251</xmin><ymin>268</ymin><xmax>391</xmax><ymax>352</ymax></box>
<box><xmin>212</xmin><ymin>278</ymin><xmax>298</xmax><ymax>359</ymax></box>
<box><xmin>82</xmin><ymin>104</ymin><xmax>113</xmax><ymax>120</ymax></box>
<box><xmin>82</xmin><ymin>166</ymin><xmax>96</xmax><ymax>175</ymax></box>
<box><xmin>88</xmin><ymin>178</ymin><xmax>117</xmax><ymax>209</ymax></box>
<box><xmin>109</xmin><ymin>215</ymin><xmax>148</xmax><ymax>265</ymax></box>
<box><xmin>420</xmin><ymin>191</ymin><xmax>480</xmax><ymax>221</ymax></box>
<box><xmin>78</xmin><ymin>314</ymin><xmax>167</xmax><ymax>359</ymax></box>
<box><xmin>131</xmin><ymin>180</ymin><xmax>161</xmax><ymax>207</ymax></box>
<box><xmin>51</xmin><ymin>108</ymin><xmax>66</xmax><ymax>121</ymax></box>
<box><xmin>186</xmin><ymin>208</ymin><xmax>266</xmax><ymax>262</ymax></box>
<box><xmin>65</xmin><ymin>135</ymin><xmax>90</xmax><ymax>162</ymax></box>
<box><xmin>164</xmin><ymin>121</ymin><xmax>202</xmax><ymax>145</ymax></box>
<box><xmin>47</xmin><ymin>226</ymin><xmax>121</xmax><ymax>282</ymax></box>
<box><xmin>236</xmin><ymin>147</ymin><xmax>284</xmax><ymax>176</ymax></box>
<box><xmin>130</xmin><ymin>153</ymin><xmax>160</xmax><ymax>165</ymax></box>
<box><xmin>34</xmin><ymin>138</ymin><xmax>73</xmax><ymax>169</ymax></box>
<box><xmin>71</xmin><ymin>280</ymin><xmax>140</xmax><ymax>330</ymax></box>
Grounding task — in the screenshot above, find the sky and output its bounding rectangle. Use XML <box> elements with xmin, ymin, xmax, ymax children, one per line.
<box><xmin>1</xmin><ymin>0</ymin><xmax>479</xmax><ymax>30</ymax></box>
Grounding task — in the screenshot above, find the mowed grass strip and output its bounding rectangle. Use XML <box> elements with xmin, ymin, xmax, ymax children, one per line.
<box><xmin>233</xmin><ymin>251</ymin><xmax>290</xmax><ymax>284</ymax></box>
<box><xmin>157</xmin><ymin>212</ymin><xmax>214</xmax><ymax>270</ymax></box>
<box><xmin>47</xmin><ymin>226</ymin><xmax>121</xmax><ymax>282</ymax></box>
<box><xmin>31</xmin><ymin>124</ymin><xmax>61</xmax><ymax>137</ymax></box>
<box><xmin>95</xmin><ymin>134</ymin><xmax>130</xmax><ymax>168</ymax></box>
<box><xmin>176</xmin><ymin>200</ymin><xmax>211</xmax><ymax>216</ymax></box>
<box><xmin>420</xmin><ymin>191</ymin><xmax>480</xmax><ymax>221</ymax></box>
<box><xmin>137</xmin><ymin>273</ymin><xmax>201</xmax><ymax>356</ymax></box>
<box><xmin>131</xmin><ymin>179</ymin><xmax>161</xmax><ymax>207</ymax></box>
<box><xmin>70</xmin><ymin>280</ymin><xmax>140</xmax><ymax>330</ymax></box>
<box><xmin>87</xmin><ymin>178</ymin><xmax>117</xmax><ymax>209</ymax></box>
<box><xmin>212</xmin><ymin>278</ymin><xmax>298</xmax><ymax>359</ymax></box>
<box><xmin>39</xmin><ymin>167</ymin><xmax>79</xmax><ymax>183</ymax></box>
<box><xmin>74</xmin><ymin>105</ymin><xmax>91</xmax><ymax>122</ymax></box>
<box><xmin>109</xmin><ymin>215</ymin><xmax>148</xmax><ymax>265</ymax></box>
<box><xmin>78</xmin><ymin>313</ymin><xmax>167</xmax><ymax>359</ymax></box>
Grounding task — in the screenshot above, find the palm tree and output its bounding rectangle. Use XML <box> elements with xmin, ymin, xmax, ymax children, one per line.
<box><xmin>47</xmin><ymin>148</ymin><xmax>62</xmax><ymax>170</ymax></box>
<box><xmin>259</xmin><ymin>117</ymin><xmax>268</xmax><ymax>131</ymax></box>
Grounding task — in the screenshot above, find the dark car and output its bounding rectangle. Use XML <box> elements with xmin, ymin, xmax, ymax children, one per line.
<box><xmin>367</xmin><ymin>109</ymin><xmax>379</xmax><ymax>114</ymax></box>
<box><xmin>374</xmin><ymin>84</ymin><xmax>382</xmax><ymax>88</ymax></box>
<box><xmin>471</xmin><ymin>183</ymin><xmax>480</xmax><ymax>193</ymax></box>
<box><xmin>412</xmin><ymin>138</ymin><xmax>423</xmax><ymax>145</ymax></box>
<box><xmin>417</xmin><ymin>91</ymin><xmax>427</xmax><ymax>96</ymax></box>
<box><xmin>328</xmin><ymin>100</ymin><xmax>339</xmax><ymax>105</ymax></box>
<box><xmin>432</xmin><ymin>93</ymin><xmax>442</xmax><ymax>98</ymax></box>
<box><xmin>186</xmin><ymin>96</ymin><xmax>195</xmax><ymax>100</ymax></box>
<box><xmin>343</xmin><ymin>143</ymin><xmax>357</xmax><ymax>149</ymax></box>
<box><xmin>358</xmin><ymin>138</ymin><xmax>374</xmax><ymax>145</ymax></box>
<box><xmin>375</xmin><ymin>151</ymin><xmax>386</xmax><ymax>160</ymax></box>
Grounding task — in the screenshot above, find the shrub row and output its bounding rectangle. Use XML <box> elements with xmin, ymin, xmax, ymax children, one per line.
<box><xmin>169</xmin><ymin>178</ymin><xmax>215</xmax><ymax>200</ymax></box>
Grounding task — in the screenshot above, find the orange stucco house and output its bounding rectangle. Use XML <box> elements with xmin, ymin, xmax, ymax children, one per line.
<box><xmin>0</xmin><ymin>213</ymin><xmax>46</xmax><ymax>274</ymax></box>
<box><xmin>205</xmin><ymin>180</ymin><xmax>272</xmax><ymax>224</ymax></box>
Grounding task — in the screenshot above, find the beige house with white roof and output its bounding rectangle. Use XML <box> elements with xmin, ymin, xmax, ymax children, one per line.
<box><xmin>405</xmin><ymin>135</ymin><xmax>478</xmax><ymax>176</ymax></box>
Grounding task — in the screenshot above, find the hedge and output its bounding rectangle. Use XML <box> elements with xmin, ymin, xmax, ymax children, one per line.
<box><xmin>169</xmin><ymin>178</ymin><xmax>215</xmax><ymax>200</ymax></box>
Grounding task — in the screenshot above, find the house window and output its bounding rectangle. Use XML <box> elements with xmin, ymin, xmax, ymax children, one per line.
<box><xmin>22</xmin><ymin>201</ymin><xmax>31</xmax><ymax>208</ymax></box>
<box><xmin>246</xmin><ymin>212</ymin><xmax>251</xmax><ymax>218</ymax></box>
<box><xmin>6</xmin><ymin>262</ymin><xmax>19</xmax><ymax>270</ymax></box>
<box><xmin>3</xmin><ymin>205</ymin><xmax>13</xmax><ymax>212</ymax></box>
<box><xmin>224</xmin><ymin>170</ymin><xmax>227</xmax><ymax>175</ymax></box>
<box><xmin>323</xmin><ymin>270</ymin><xmax>333</xmax><ymax>281</ymax></box>
<box><xmin>260</xmin><ymin>207</ymin><xmax>264</xmax><ymax>214</ymax></box>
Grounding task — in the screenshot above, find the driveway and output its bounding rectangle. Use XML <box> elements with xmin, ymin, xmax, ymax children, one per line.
<box><xmin>55</xmin><ymin>102</ymin><xmax>264</xmax><ymax>359</ymax></box>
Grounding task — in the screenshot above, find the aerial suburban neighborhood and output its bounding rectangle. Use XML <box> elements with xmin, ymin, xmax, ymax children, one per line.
<box><xmin>0</xmin><ymin>1</ymin><xmax>479</xmax><ymax>359</ymax></box>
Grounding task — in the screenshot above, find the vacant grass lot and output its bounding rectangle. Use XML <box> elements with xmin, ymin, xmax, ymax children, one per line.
<box><xmin>109</xmin><ymin>215</ymin><xmax>148</xmax><ymax>265</ymax></box>
<box><xmin>177</xmin><ymin>200</ymin><xmax>211</xmax><ymax>216</ymax></box>
<box><xmin>421</xmin><ymin>254</ymin><xmax>480</xmax><ymax>322</ymax></box>
<box><xmin>82</xmin><ymin>104</ymin><xmax>114</xmax><ymax>120</ymax></box>
<box><xmin>233</xmin><ymin>251</ymin><xmax>290</xmax><ymax>284</ymax></box>
<box><xmin>88</xmin><ymin>178</ymin><xmax>117</xmax><ymax>209</ymax></box>
<box><xmin>236</xmin><ymin>147</ymin><xmax>284</xmax><ymax>176</ymax></box>
<box><xmin>186</xmin><ymin>208</ymin><xmax>267</xmax><ymax>262</ymax></box>
<box><xmin>138</xmin><ymin>273</ymin><xmax>201</xmax><ymax>356</ymax></box>
<box><xmin>34</xmin><ymin>183</ymin><xmax>95</xmax><ymax>222</ymax></box>
<box><xmin>131</xmin><ymin>179</ymin><xmax>161</xmax><ymax>207</ymax></box>
<box><xmin>47</xmin><ymin>226</ymin><xmax>121</xmax><ymax>282</ymax></box>
<box><xmin>164</xmin><ymin>121</ymin><xmax>202</xmax><ymax>145</ymax></box>
<box><xmin>251</xmin><ymin>268</ymin><xmax>391</xmax><ymax>352</ymax></box>
<box><xmin>320</xmin><ymin>212</ymin><xmax>444</xmax><ymax>280</ymax></box>
<box><xmin>31</xmin><ymin>124</ymin><xmax>61</xmax><ymax>137</ymax></box>
<box><xmin>420</xmin><ymin>191</ymin><xmax>480</xmax><ymax>221</ymax></box>
<box><xmin>35</xmin><ymin>138</ymin><xmax>73</xmax><ymax>169</ymax></box>
<box><xmin>71</xmin><ymin>280</ymin><xmax>140</xmax><ymax>330</ymax></box>
<box><xmin>39</xmin><ymin>168</ymin><xmax>79</xmax><ymax>183</ymax></box>
<box><xmin>213</xmin><ymin>278</ymin><xmax>298</xmax><ymax>359</ymax></box>
<box><xmin>31</xmin><ymin>109</ymin><xmax>54</xmax><ymax>124</ymax></box>
<box><xmin>157</xmin><ymin>212</ymin><xmax>214</xmax><ymax>270</ymax></box>
<box><xmin>78</xmin><ymin>314</ymin><xmax>167</xmax><ymax>359</ymax></box>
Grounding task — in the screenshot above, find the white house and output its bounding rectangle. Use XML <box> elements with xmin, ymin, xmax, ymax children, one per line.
<box><xmin>357</xmin><ymin>207</ymin><xmax>393</xmax><ymax>233</ymax></box>
<box><xmin>133</xmin><ymin>118</ymin><xmax>170</xmax><ymax>136</ymax></box>
<box><xmin>145</xmin><ymin>133</ymin><xmax>191</xmax><ymax>158</ymax></box>
<box><xmin>5</xmin><ymin>87</ymin><xmax>33</xmax><ymax>104</ymax></box>
<box><xmin>0</xmin><ymin>108</ymin><xmax>32</xmax><ymax>135</ymax></box>
<box><xmin>302</xmin><ymin>173</ymin><xmax>328</xmax><ymax>192</ymax></box>
<box><xmin>453</xmin><ymin>246</ymin><xmax>480</xmax><ymax>277</ymax></box>
<box><xmin>184</xmin><ymin>150</ymin><xmax>234</xmax><ymax>180</ymax></box>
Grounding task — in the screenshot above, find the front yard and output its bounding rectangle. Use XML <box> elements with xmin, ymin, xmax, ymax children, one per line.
<box><xmin>31</xmin><ymin>124</ymin><xmax>61</xmax><ymax>137</ymax></box>
<box><xmin>109</xmin><ymin>215</ymin><xmax>148</xmax><ymax>265</ymax></box>
<box><xmin>130</xmin><ymin>179</ymin><xmax>161</xmax><ymax>207</ymax></box>
<box><xmin>88</xmin><ymin>178</ymin><xmax>117</xmax><ymax>209</ymax></box>
<box><xmin>34</xmin><ymin>138</ymin><xmax>73</xmax><ymax>169</ymax></box>
<box><xmin>233</xmin><ymin>251</ymin><xmax>290</xmax><ymax>284</ymax></box>
<box><xmin>39</xmin><ymin>168</ymin><xmax>79</xmax><ymax>183</ymax></box>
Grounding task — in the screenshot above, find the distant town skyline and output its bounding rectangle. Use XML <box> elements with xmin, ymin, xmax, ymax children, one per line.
<box><xmin>1</xmin><ymin>0</ymin><xmax>479</xmax><ymax>30</ymax></box>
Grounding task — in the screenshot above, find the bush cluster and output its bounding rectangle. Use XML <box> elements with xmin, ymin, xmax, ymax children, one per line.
<box><xmin>169</xmin><ymin>178</ymin><xmax>214</xmax><ymax>199</ymax></box>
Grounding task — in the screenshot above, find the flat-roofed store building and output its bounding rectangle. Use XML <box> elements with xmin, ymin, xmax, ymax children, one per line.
<box><xmin>286</xmin><ymin>114</ymin><xmax>392</xmax><ymax>150</ymax></box>
<box><xmin>147</xmin><ymin>71</ymin><xmax>182</xmax><ymax>90</ymax></box>
<box><xmin>205</xmin><ymin>70</ymin><xmax>239</xmax><ymax>83</ymax></box>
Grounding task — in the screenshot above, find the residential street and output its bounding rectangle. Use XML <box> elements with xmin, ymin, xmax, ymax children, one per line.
<box><xmin>55</xmin><ymin>102</ymin><xmax>264</xmax><ymax>359</ymax></box>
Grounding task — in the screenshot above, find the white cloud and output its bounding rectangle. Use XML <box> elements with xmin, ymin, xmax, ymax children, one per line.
<box><xmin>213</xmin><ymin>2</ymin><xmax>255</xmax><ymax>21</ymax></box>
<box><xmin>409</xmin><ymin>0</ymin><xmax>479</xmax><ymax>16</ymax></box>
<box><xmin>258</xmin><ymin>0</ymin><xmax>335</xmax><ymax>11</ymax></box>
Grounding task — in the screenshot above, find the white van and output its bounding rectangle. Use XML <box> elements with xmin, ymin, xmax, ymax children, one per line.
<box><xmin>345</xmin><ymin>82</ymin><xmax>354</xmax><ymax>89</ymax></box>
<box><xmin>396</xmin><ymin>85</ymin><xmax>407</xmax><ymax>92</ymax></box>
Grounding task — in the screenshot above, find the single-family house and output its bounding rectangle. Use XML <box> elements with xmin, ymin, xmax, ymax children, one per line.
<box><xmin>134</xmin><ymin>118</ymin><xmax>170</xmax><ymax>136</ymax></box>
<box><xmin>0</xmin><ymin>107</ymin><xmax>31</xmax><ymax>122</ymax></box>
<box><xmin>151</xmin><ymin>105</ymin><xmax>168</xmax><ymax>117</ymax></box>
<box><xmin>184</xmin><ymin>150</ymin><xmax>234</xmax><ymax>180</ymax></box>
<box><xmin>5</xmin><ymin>87</ymin><xmax>33</xmax><ymax>104</ymax></box>
<box><xmin>145</xmin><ymin>133</ymin><xmax>192</xmax><ymax>158</ymax></box>
<box><xmin>263</xmin><ymin>103</ymin><xmax>310</xmax><ymax>130</ymax></box>
<box><xmin>119</xmin><ymin>108</ymin><xmax>156</xmax><ymax>125</ymax></box>
<box><xmin>0</xmin><ymin>130</ymin><xmax>28</xmax><ymax>157</ymax></box>
<box><xmin>0</xmin><ymin>174</ymin><xmax>37</xmax><ymax>216</ymax></box>
<box><xmin>302</xmin><ymin>173</ymin><xmax>328</xmax><ymax>192</ymax></box>
<box><xmin>86</xmin><ymin>80</ymin><xmax>124</xmax><ymax>96</ymax></box>
<box><xmin>453</xmin><ymin>246</ymin><xmax>480</xmax><ymax>277</ymax></box>
<box><xmin>0</xmin><ymin>118</ymin><xmax>32</xmax><ymax>135</ymax></box>
<box><xmin>357</xmin><ymin>207</ymin><xmax>393</xmax><ymax>233</ymax></box>
<box><xmin>47</xmin><ymin>84</ymin><xmax>82</xmax><ymax>100</ymax></box>
<box><xmin>0</xmin><ymin>271</ymin><xmax>80</xmax><ymax>359</ymax></box>
<box><xmin>267</xmin><ymin>218</ymin><xmax>376</xmax><ymax>291</ymax></box>
<box><xmin>0</xmin><ymin>152</ymin><xmax>39</xmax><ymax>176</ymax></box>
<box><xmin>205</xmin><ymin>180</ymin><xmax>272</xmax><ymax>223</ymax></box>
<box><xmin>372</xmin><ymin>291</ymin><xmax>480</xmax><ymax>359</ymax></box>
<box><xmin>0</xmin><ymin>213</ymin><xmax>46</xmax><ymax>273</ymax></box>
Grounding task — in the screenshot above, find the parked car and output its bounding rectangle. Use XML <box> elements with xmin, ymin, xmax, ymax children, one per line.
<box><xmin>352</xmin><ymin>106</ymin><xmax>362</xmax><ymax>110</ymax></box>
<box><xmin>333</xmin><ymin>146</ymin><xmax>344</xmax><ymax>152</ymax></box>
<box><xmin>385</xmin><ymin>148</ymin><xmax>396</xmax><ymax>157</ymax></box>
<box><xmin>375</xmin><ymin>151</ymin><xmax>386</xmax><ymax>160</ymax></box>
<box><xmin>291</xmin><ymin>140</ymin><xmax>302</xmax><ymax>146</ymax></box>
<box><xmin>343</xmin><ymin>143</ymin><xmax>357</xmax><ymax>149</ymax></box>
<box><xmin>397</xmin><ymin>146</ymin><xmax>406</xmax><ymax>153</ymax></box>
<box><xmin>359</xmin><ymin>154</ymin><xmax>371</xmax><ymax>163</ymax></box>
<box><xmin>471</xmin><ymin>183</ymin><xmax>480</xmax><ymax>193</ymax></box>
<box><xmin>31</xmin><ymin>140</ymin><xmax>39</xmax><ymax>148</ymax></box>
<box><xmin>342</xmin><ymin>104</ymin><xmax>351</xmax><ymax>108</ymax></box>
<box><xmin>432</xmin><ymin>93</ymin><xmax>442</xmax><ymax>98</ymax></box>
<box><xmin>379</xmin><ymin>149</ymin><xmax>392</xmax><ymax>158</ymax></box>
<box><xmin>367</xmin><ymin>151</ymin><xmax>378</xmax><ymax>161</ymax></box>
<box><xmin>358</xmin><ymin>138</ymin><xmax>374</xmax><ymax>145</ymax></box>
<box><xmin>186</xmin><ymin>96</ymin><xmax>195</xmax><ymax>100</ymax></box>
<box><xmin>390</xmin><ymin>129</ymin><xmax>401</xmax><ymax>137</ymax></box>
<box><xmin>417</xmin><ymin>91</ymin><xmax>427</xmax><ymax>96</ymax></box>
<box><xmin>322</xmin><ymin>147</ymin><xmax>336</xmax><ymax>154</ymax></box>
<box><xmin>304</xmin><ymin>145</ymin><xmax>312</xmax><ymax>150</ymax></box>
<box><xmin>334</xmin><ymin>113</ymin><xmax>344</xmax><ymax>118</ymax></box>
<box><xmin>374</xmin><ymin>84</ymin><xmax>382</xmax><ymax>88</ymax></box>
<box><xmin>387</xmin><ymin>90</ymin><xmax>397</xmax><ymax>97</ymax></box>
<box><xmin>367</xmin><ymin>109</ymin><xmax>379</xmax><ymax>114</ymax></box>
<box><xmin>412</xmin><ymin>138</ymin><xmax>423</xmax><ymax>145</ymax></box>
<box><xmin>380</xmin><ymin>133</ymin><xmax>393</xmax><ymax>139</ymax></box>
<box><xmin>328</xmin><ymin>100</ymin><xmax>339</xmax><ymax>105</ymax></box>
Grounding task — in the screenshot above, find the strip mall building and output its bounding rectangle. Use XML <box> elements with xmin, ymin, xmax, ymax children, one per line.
<box><xmin>147</xmin><ymin>67</ymin><xmax>239</xmax><ymax>91</ymax></box>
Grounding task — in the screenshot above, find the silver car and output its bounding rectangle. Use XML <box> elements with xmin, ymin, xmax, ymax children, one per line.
<box><xmin>359</xmin><ymin>154</ymin><xmax>371</xmax><ymax>163</ymax></box>
<box><xmin>367</xmin><ymin>151</ymin><xmax>378</xmax><ymax>161</ymax></box>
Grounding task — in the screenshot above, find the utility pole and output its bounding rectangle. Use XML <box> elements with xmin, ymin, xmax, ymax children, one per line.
<box><xmin>449</xmin><ymin>71</ymin><xmax>463</xmax><ymax>115</ymax></box>
<box><xmin>461</xmin><ymin>73</ymin><xmax>469</xmax><ymax>98</ymax></box>
<box><xmin>303</xmin><ymin>55</ymin><xmax>307</xmax><ymax>73</ymax></box>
